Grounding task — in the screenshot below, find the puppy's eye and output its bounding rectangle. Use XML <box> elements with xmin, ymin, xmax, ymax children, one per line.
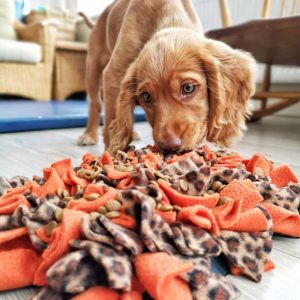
<box><xmin>141</xmin><ymin>92</ymin><xmax>152</xmax><ymax>103</ymax></box>
<box><xmin>182</xmin><ymin>83</ymin><xmax>196</xmax><ymax>95</ymax></box>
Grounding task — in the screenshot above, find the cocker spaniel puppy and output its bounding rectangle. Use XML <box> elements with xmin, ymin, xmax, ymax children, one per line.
<box><xmin>78</xmin><ymin>0</ymin><xmax>256</xmax><ymax>154</ymax></box>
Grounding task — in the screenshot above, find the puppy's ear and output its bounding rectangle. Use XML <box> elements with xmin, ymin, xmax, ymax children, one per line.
<box><xmin>200</xmin><ymin>39</ymin><xmax>256</xmax><ymax>147</ymax></box>
<box><xmin>107</xmin><ymin>63</ymin><xmax>137</xmax><ymax>154</ymax></box>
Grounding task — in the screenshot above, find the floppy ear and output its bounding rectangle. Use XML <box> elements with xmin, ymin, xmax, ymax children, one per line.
<box><xmin>106</xmin><ymin>63</ymin><xmax>137</xmax><ymax>154</ymax></box>
<box><xmin>201</xmin><ymin>39</ymin><xmax>256</xmax><ymax>147</ymax></box>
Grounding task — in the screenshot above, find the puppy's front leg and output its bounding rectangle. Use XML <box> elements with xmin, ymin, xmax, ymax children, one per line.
<box><xmin>78</xmin><ymin>58</ymin><xmax>102</xmax><ymax>146</ymax></box>
<box><xmin>102</xmin><ymin>66</ymin><xmax>120</xmax><ymax>148</ymax></box>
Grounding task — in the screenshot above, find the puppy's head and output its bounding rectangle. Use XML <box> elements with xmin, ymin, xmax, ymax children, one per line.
<box><xmin>108</xmin><ymin>29</ymin><xmax>256</xmax><ymax>154</ymax></box>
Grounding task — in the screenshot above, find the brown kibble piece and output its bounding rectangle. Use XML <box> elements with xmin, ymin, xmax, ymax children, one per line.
<box><xmin>254</xmin><ymin>167</ymin><xmax>264</xmax><ymax>177</ymax></box>
<box><xmin>63</xmin><ymin>196</ymin><xmax>72</xmax><ymax>202</ymax></box>
<box><xmin>44</xmin><ymin>221</ymin><xmax>58</xmax><ymax>237</ymax></box>
<box><xmin>218</xmin><ymin>196</ymin><xmax>232</xmax><ymax>206</ymax></box>
<box><xmin>179</xmin><ymin>179</ymin><xmax>189</xmax><ymax>192</ymax></box>
<box><xmin>54</xmin><ymin>210</ymin><xmax>63</xmax><ymax>222</ymax></box>
<box><xmin>173</xmin><ymin>205</ymin><xmax>181</xmax><ymax>212</ymax></box>
<box><xmin>105</xmin><ymin>199</ymin><xmax>121</xmax><ymax>211</ymax></box>
<box><xmin>206</xmin><ymin>189</ymin><xmax>215</xmax><ymax>195</ymax></box>
<box><xmin>84</xmin><ymin>193</ymin><xmax>100</xmax><ymax>201</ymax></box>
<box><xmin>211</xmin><ymin>181</ymin><xmax>223</xmax><ymax>192</ymax></box>
<box><xmin>96</xmin><ymin>206</ymin><xmax>108</xmax><ymax>214</ymax></box>
<box><xmin>159</xmin><ymin>204</ymin><xmax>173</xmax><ymax>212</ymax></box>
<box><xmin>106</xmin><ymin>211</ymin><xmax>121</xmax><ymax>218</ymax></box>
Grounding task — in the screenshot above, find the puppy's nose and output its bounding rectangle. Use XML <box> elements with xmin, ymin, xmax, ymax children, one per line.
<box><xmin>157</xmin><ymin>137</ymin><xmax>182</xmax><ymax>152</ymax></box>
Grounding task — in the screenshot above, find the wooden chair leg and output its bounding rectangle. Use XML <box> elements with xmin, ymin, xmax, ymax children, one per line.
<box><xmin>250</xmin><ymin>99</ymin><xmax>299</xmax><ymax>120</ymax></box>
<box><xmin>261</xmin><ymin>64</ymin><xmax>271</xmax><ymax>111</ymax></box>
<box><xmin>250</xmin><ymin>64</ymin><xmax>272</xmax><ymax>122</ymax></box>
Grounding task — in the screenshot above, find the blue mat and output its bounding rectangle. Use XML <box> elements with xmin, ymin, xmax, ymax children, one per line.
<box><xmin>0</xmin><ymin>100</ymin><xmax>147</xmax><ymax>133</ymax></box>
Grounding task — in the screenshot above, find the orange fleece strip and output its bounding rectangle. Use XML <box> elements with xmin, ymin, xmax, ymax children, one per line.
<box><xmin>117</xmin><ymin>177</ymin><xmax>135</xmax><ymax>189</ymax></box>
<box><xmin>212</xmin><ymin>199</ymin><xmax>242</xmax><ymax>229</ymax></box>
<box><xmin>105</xmin><ymin>165</ymin><xmax>131</xmax><ymax>180</ymax></box>
<box><xmin>81</xmin><ymin>153</ymin><xmax>97</xmax><ymax>167</ymax></box>
<box><xmin>0</xmin><ymin>194</ymin><xmax>30</xmax><ymax>214</ymax></box>
<box><xmin>0</xmin><ymin>182</ymin><xmax>39</xmax><ymax>214</ymax></box>
<box><xmin>220</xmin><ymin>180</ymin><xmax>263</xmax><ymax>212</ymax></box>
<box><xmin>135</xmin><ymin>252</ymin><xmax>193</xmax><ymax>300</ymax></box>
<box><xmin>36</xmin><ymin>226</ymin><xmax>53</xmax><ymax>244</ymax></box>
<box><xmin>155</xmin><ymin>210</ymin><xmax>177</xmax><ymax>224</ymax></box>
<box><xmin>111</xmin><ymin>213</ymin><xmax>137</xmax><ymax>230</ymax></box>
<box><xmin>202</xmin><ymin>145</ymin><xmax>215</xmax><ymax>160</ymax></box>
<box><xmin>0</xmin><ymin>235</ymin><xmax>40</xmax><ymax>291</ymax></box>
<box><xmin>121</xmin><ymin>291</ymin><xmax>143</xmax><ymax>300</ymax></box>
<box><xmin>246</xmin><ymin>154</ymin><xmax>273</xmax><ymax>176</ymax></box>
<box><xmin>159</xmin><ymin>188</ymin><xmax>171</xmax><ymax>205</ymax></box>
<box><xmin>0</xmin><ymin>227</ymin><xmax>28</xmax><ymax>244</ymax></box>
<box><xmin>34</xmin><ymin>209</ymin><xmax>85</xmax><ymax>285</ymax></box>
<box><xmin>52</xmin><ymin>158</ymin><xmax>89</xmax><ymax>187</ymax></box>
<box><xmin>227</xmin><ymin>207</ymin><xmax>269</xmax><ymax>232</ymax></box>
<box><xmin>35</xmin><ymin>168</ymin><xmax>67</xmax><ymax>197</ymax></box>
<box><xmin>68</xmin><ymin>185</ymin><xmax>119</xmax><ymax>213</ymax></box>
<box><xmin>158</xmin><ymin>180</ymin><xmax>219</xmax><ymax>208</ymax></box>
<box><xmin>130</xmin><ymin>276</ymin><xmax>145</xmax><ymax>294</ymax></box>
<box><xmin>3</xmin><ymin>181</ymin><xmax>38</xmax><ymax>197</ymax></box>
<box><xmin>217</xmin><ymin>155</ymin><xmax>243</xmax><ymax>169</ymax></box>
<box><xmin>177</xmin><ymin>205</ymin><xmax>220</xmax><ymax>236</ymax></box>
<box><xmin>101</xmin><ymin>151</ymin><xmax>113</xmax><ymax>165</ymax></box>
<box><xmin>71</xmin><ymin>286</ymin><xmax>120</xmax><ymax>300</ymax></box>
<box><xmin>261</xmin><ymin>202</ymin><xmax>300</xmax><ymax>237</ymax></box>
<box><xmin>141</xmin><ymin>152</ymin><xmax>163</xmax><ymax>169</ymax></box>
<box><xmin>269</xmin><ymin>164</ymin><xmax>298</xmax><ymax>188</ymax></box>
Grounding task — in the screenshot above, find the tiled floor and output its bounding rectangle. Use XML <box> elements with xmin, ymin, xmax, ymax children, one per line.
<box><xmin>0</xmin><ymin>115</ymin><xmax>299</xmax><ymax>299</ymax></box>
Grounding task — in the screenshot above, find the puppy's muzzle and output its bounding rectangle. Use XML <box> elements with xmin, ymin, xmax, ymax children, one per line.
<box><xmin>157</xmin><ymin>137</ymin><xmax>182</xmax><ymax>153</ymax></box>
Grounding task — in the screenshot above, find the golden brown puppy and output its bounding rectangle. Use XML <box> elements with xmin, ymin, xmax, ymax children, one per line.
<box><xmin>78</xmin><ymin>0</ymin><xmax>256</xmax><ymax>154</ymax></box>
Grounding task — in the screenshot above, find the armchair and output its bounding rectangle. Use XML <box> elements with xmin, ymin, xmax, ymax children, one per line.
<box><xmin>0</xmin><ymin>20</ymin><xmax>57</xmax><ymax>100</ymax></box>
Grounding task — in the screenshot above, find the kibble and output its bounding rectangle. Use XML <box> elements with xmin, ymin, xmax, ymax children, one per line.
<box><xmin>173</xmin><ymin>205</ymin><xmax>181</xmax><ymax>212</ymax></box>
<box><xmin>62</xmin><ymin>196</ymin><xmax>72</xmax><ymax>202</ymax></box>
<box><xmin>159</xmin><ymin>204</ymin><xmax>173</xmax><ymax>212</ymax></box>
<box><xmin>217</xmin><ymin>196</ymin><xmax>232</xmax><ymax>206</ymax></box>
<box><xmin>44</xmin><ymin>220</ymin><xmax>58</xmax><ymax>237</ymax></box>
<box><xmin>206</xmin><ymin>189</ymin><xmax>215</xmax><ymax>195</ymax></box>
<box><xmin>54</xmin><ymin>210</ymin><xmax>62</xmax><ymax>222</ymax></box>
<box><xmin>254</xmin><ymin>167</ymin><xmax>263</xmax><ymax>177</ymax></box>
<box><xmin>105</xmin><ymin>199</ymin><xmax>121</xmax><ymax>211</ymax></box>
<box><xmin>106</xmin><ymin>211</ymin><xmax>121</xmax><ymax>219</ymax></box>
<box><xmin>84</xmin><ymin>193</ymin><xmax>100</xmax><ymax>201</ymax></box>
<box><xmin>154</xmin><ymin>171</ymin><xmax>168</xmax><ymax>181</ymax></box>
<box><xmin>211</xmin><ymin>181</ymin><xmax>223</xmax><ymax>192</ymax></box>
<box><xmin>179</xmin><ymin>179</ymin><xmax>189</xmax><ymax>192</ymax></box>
<box><xmin>96</xmin><ymin>206</ymin><xmax>108</xmax><ymax>214</ymax></box>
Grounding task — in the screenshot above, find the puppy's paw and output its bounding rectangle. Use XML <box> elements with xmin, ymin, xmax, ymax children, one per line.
<box><xmin>77</xmin><ymin>132</ymin><xmax>98</xmax><ymax>146</ymax></box>
<box><xmin>132</xmin><ymin>130</ymin><xmax>141</xmax><ymax>141</ymax></box>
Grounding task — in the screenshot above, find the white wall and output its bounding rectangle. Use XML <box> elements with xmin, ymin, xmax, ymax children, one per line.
<box><xmin>26</xmin><ymin>0</ymin><xmax>113</xmax><ymax>15</ymax></box>
<box><xmin>66</xmin><ymin>0</ymin><xmax>113</xmax><ymax>15</ymax></box>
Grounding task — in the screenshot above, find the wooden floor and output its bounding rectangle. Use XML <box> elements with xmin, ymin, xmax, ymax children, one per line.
<box><xmin>0</xmin><ymin>115</ymin><xmax>299</xmax><ymax>300</ymax></box>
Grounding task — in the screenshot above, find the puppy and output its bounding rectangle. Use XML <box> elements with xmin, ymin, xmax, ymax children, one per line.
<box><xmin>78</xmin><ymin>0</ymin><xmax>256</xmax><ymax>154</ymax></box>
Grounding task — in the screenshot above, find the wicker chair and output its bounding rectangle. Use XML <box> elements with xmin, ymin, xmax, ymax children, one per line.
<box><xmin>0</xmin><ymin>21</ymin><xmax>57</xmax><ymax>101</ymax></box>
<box><xmin>54</xmin><ymin>40</ymin><xmax>88</xmax><ymax>100</ymax></box>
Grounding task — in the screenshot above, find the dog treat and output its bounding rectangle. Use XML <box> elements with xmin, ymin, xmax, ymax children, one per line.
<box><xmin>0</xmin><ymin>144</ymin><xmax>299</xmax><ymax>299</ymax></box>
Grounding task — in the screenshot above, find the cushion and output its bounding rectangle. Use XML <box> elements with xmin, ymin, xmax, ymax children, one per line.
<box><xmin>0</xmin><ymin>0</ymin><xmax>17</xmax><ymax>40</ymax></box>
<box><xmin>0</xmin><ymin>39</ymin><xmax>41</xmax><ymax>64</ymax></box>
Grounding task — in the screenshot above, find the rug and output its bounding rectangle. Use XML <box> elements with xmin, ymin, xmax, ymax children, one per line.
<box><xmin>0</xmin><ymin>145</ymin><xmax>299</xmax><ymax>300</ymax></box>
<box><xmin>0</xmin><ymin>100</ymin><xmax>147</xmax><ymax>133</ymax></box>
